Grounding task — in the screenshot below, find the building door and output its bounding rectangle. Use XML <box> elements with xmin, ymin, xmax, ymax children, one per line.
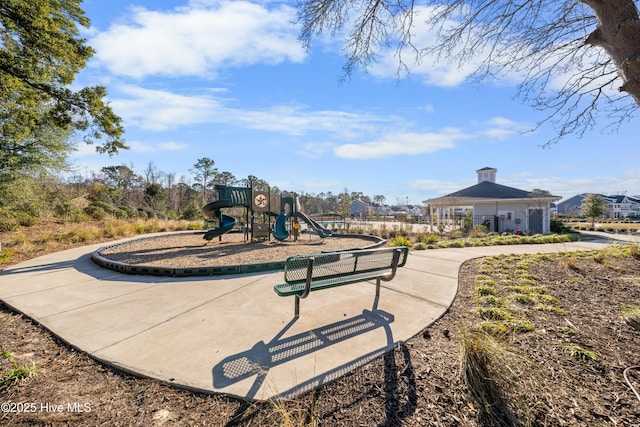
<box><xmin>529</xmin><ymin>209</ymin><xmax>543</xmax><ymax>234</ymax></box>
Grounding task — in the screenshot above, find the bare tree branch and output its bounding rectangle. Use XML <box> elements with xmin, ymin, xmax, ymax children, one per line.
<box><xmin>296</xmin><ymin>0</ymin><xmax>640</xmax><ymax>142</ymax></box>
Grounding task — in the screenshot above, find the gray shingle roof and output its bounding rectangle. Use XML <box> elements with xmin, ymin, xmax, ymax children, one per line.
<box><xmin>444</xmin><ymin>181</ymin><xmax>534</xmax><ymax>199</ymax></box>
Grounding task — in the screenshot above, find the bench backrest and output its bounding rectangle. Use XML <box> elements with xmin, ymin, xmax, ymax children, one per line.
<box><xmin>284</xmin><ymin>246</ymin><xmax>409</xmax><ymax>285</ymax></box>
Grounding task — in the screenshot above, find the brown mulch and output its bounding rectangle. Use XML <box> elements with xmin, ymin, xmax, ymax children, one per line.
<box><xmin>98</xmin><ymin>232</ymin><xmax>379</xmax><ymax>267</ymax></box>
<box><xmin>1</xmin><ymin>236</ymin><xmax>640</xmax><ymax>425</ymax></box>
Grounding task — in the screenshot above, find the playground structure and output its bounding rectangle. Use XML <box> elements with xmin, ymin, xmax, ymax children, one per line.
<box><xmin>202</xmin><ymin>184</ymin><xmax>332</xmax><ymax>242</ymax></box>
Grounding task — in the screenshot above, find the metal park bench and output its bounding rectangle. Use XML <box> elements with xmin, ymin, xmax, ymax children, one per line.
<box><xmin>273</xmin><ymin>246</ymin><xmax>409</xmax><ymax>317</ymax></box>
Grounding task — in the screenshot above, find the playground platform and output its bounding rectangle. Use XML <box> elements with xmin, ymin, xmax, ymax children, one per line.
<box><xmin>0</xmin><ymin>232</ymin><xmax>634</xmax><ymax>400</ymax></box>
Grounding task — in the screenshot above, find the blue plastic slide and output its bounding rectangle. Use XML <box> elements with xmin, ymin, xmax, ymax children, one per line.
<box><xmin>202</xmin><ymin>200</ymin><xmax>238</xmax><ymax>240</ymax></box>
<box><xmin>273</xmin><ymin>212</ymin><xmax>290</xmax><ymax>241</ymax></box>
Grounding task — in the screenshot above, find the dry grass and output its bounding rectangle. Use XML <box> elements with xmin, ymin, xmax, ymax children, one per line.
<box><xmin>0</xmin><ymin>218</ymin><xmax>201</xmax><ymax>268</ymax></box>
<box><xmin>460</xmin><ymin>331</ymin><xmax>531</xmax><ymax>426</ymax></box>
<box><xmin>622</xmin><ymin>304</ymin><xmax>640</xmax><ymax>331</ymax></box>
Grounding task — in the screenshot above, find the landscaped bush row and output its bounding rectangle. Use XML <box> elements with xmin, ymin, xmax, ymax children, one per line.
<box><xmin>390</xmin><ymin>232</ymin><xmax>580</xmax><ymax>250</ymax></box>
<box><xmin>561</xmin><ymin>217</ymin><xmax>639</xmax><ymax>223</ymax></box>
<box><xmin>570</xmin><ymin>225</ymin><xmax>637</xmax><ymax>233</ymax></box>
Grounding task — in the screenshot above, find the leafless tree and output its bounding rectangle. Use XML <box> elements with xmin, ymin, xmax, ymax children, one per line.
<box><xmin>297</xmin><ymin>0</ymin><xmax>640</xmax><ymax>142</ymax></box>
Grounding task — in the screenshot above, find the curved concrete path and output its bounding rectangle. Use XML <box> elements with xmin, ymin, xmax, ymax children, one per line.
<box><xmin>0</xmin><ymin>232</ymin><xmax>635</xmax><ymax>400</ymax></box>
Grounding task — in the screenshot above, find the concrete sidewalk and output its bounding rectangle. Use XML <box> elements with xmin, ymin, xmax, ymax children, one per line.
<box><xmin>0</xmin><ymin>232</ymin><xmax>632</xmax><ymax>400</ymax></box>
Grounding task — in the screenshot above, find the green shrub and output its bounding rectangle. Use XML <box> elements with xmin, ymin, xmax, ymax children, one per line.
<box><xmin>420</xmin><ymin>232</ymin><xmax>439</xmax><ymax>244</ymax></box>
<box><xmin>447</xmin><ymin>229</ymin><xmax>464</xmax><ymax>239</ymax></box>
<box><xmin>476</xmin><ymin>285</ymin><xmax>498</xmax><ymax>297</ymax></box>
<box><xmin>477</xmin><ymin>307</ymin><xmax>511</xmax><ymax>321</ymax></box>
<box><xmin>480</xmin><ymin>321</ymin><xmax>508</xmax><ymax>336</ymax></box>
<box><xmin>550</xmin><ymin>218</ymin><xmax>570</xmax><ymax>233</ymax></box>
<box><xmin>181</xmin><ymin>204</ymin><xmax>200</xmax><ymax>220</ymax></box>
<box><xmin>390</xmin><ymin>235</ymin><xmax>411</xmax><ymax>247</ymax></box>
<box><xmin>14</xmin><ymin>212</ymin><xmax>39</xmax><ymax>226</ymax></box>
<box><xmin>512</xmin><ymin>294</ymin><xmax>534</xmax><ymax>304</ymax></box>
<box><xmin>166</xmin><ymin>210</ymin><xmax>180</xmax><ymax>220</ymax></box>
<box><xmin>477</xmin><ymin>295</ymin><xmax>504</xmax><ymax>307</ymax></box>
<box><xmin>507</xmin><ymin>319</ymin><xmax>535</xmax><ymax>333</ymax></box>
<box><xmin>135</xmin><ymin>224</ymin><xmax>157</xmax><ymax>234</ymax></box>
<box><xmin>468</xmin><ymin>225</ymin><xmax>488</xmax><ymax>238</ymax></box>
<box><xmin>564</xmin><ymin>344</ymin><xmax>599</xmax><ymax>365</ymax></box>
<box><xmin>84</xmin><ymin>205</ymin><xmax>106</xmax><ymax>220</ymax></box>
<box><xmin>0</xmin><ymin>352</ymin><xmax>39</xmax><ymax>390</ymax></box>
<box><xmin>0</xmin><ymin>217</ymin><xmax>19</xmax><ymax>232</ymax></box>
<box><xmin>0</xmin><ymin>249</ymin><xmax>15</xmax><ymax>264</ymax></box>
<box><xmin>445</xmin><ymin>240</ymin><xmax>465</xmax><ymax>248</ymax></box>
<box><xmin>52</xmin><ymin>200</ymin><xmax>74</xmax><ymax>218</ymax></box>
<box><xmin>622</xmin><ymin>304</ymin><xmax>640</xmax><ymax>331</ymax></box>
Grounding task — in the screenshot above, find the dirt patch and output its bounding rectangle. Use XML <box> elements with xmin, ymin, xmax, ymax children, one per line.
<box><xmin>97</xmin><ymin>232</ymin><xmax>382</xmax><ymax>268</ymax></box>
<box><xmin>1</xmin><ymin>238</ymin><xmax>640</xmax><ymax>425</ymax></box>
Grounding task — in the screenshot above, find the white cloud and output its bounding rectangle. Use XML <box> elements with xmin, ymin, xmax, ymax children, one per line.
<box><xmin>128</xmin><ymin>140</ymin><xmax>188</xmax><ymax>153</ymax></box>
<box><xmin>159</xmin><ymin>141</ymin><xmax>188</xmax><ymax>151</ymax></box>
<box><xmin>110</xmin><ymin>84</ymin><xmax>532</xmax><ymax>160</ymax></box>
<box><xmin>235</xmin><ymin>107</ymin><xmax>391</xmax><ymax>138</ymax></box>
<box><xmin>110</xmin><ymin>84</ymin><xmax>405</xmax><ymax>138</ymax></box>
<box><xmin>478</xmin><ymin>117</ymin><xmax>532</xmax><ymax>141</ymax></box>
<box><xmin>91</xmin><ymin>0</ymin><xmax>305</xmax><ymax>78</ymax></box>
<box><xmin>333</xmin><ymin>129</ymin><xmax>466</xmax><ymax>159</ymax></box>
<box><xmin>363</xmin><ymin>5</ymin><xmax>493</xmax><ymax>87</ymax></box>
<box><xmin>296</xmin><ymin>142</ymin><xmax>335</xmax><ymax>159</ymax></box>
<box><xmin>112</xmin><ymin>85</ymin><xmax>223</xmax><ymax>130</ymax></box>
<box><xmin>71</xmin><ymin>140</ymin><xmax>103</xmax><ymax>157</ymax></box>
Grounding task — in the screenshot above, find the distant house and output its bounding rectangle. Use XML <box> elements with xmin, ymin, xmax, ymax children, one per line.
<box><xmin>557</xmin><ymin>194</ymin><xmax>640</xmax><ymax>219</ymax></box>
<box><xmin>424</xmin><ymin>167</ymin><xmax>561</xmax><ymax>234</ymax></box>
<box><xmin>349</xmin><ymin>199</ymin><xmax>422</xmax><ymax>218</ymax></box>
<box><xmin>349</xmin><ymin>199</ymin><xmax>370</xmax><ymax>217</ymax></box>
<box><xmin>555</xmin><ymin>194</ymin><xmax>585</xmax><ymax>217</ymax></box>
<box><xmin>403</xmin><ymin>205</ymin><xmax>424</xmax><ymax>217</ymax></box>
<box><xmin>371</xmin><ymin>203</ymin><xmax>393</xmax><ymax>216</ymax></box>
<box><xmin>609</xmin><ymin>195</ymin><xmax>640</xmax><ymax>218</ymax></box>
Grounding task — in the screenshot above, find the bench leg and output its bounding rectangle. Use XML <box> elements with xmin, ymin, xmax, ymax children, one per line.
<box><xmin>295</xmin><ymin>295</ymin><xmax>300</xmax><ymax>318</ymax></box>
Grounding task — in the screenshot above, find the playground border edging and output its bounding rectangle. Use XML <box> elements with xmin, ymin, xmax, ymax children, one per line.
<box><xmin>91</xmin><ymin>232</ymin><xmax>387</xmax><ymax>278</ymax></box>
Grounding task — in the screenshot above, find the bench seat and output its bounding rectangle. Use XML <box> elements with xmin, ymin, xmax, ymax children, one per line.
<box><xmin>274</xmin><ymin>246</ymin><xmax>408</xmax><ymax>317</ymax></box>
<box><xmin>274</xmin><ymin>269</ymin><xmax>395</xmax><ymax>296</ymax></box>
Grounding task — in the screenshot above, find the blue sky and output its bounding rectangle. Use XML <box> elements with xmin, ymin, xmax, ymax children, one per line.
<box><xmin>70</xmin><ymin>0</ymin><xmax>639</xmax><ymax>205</ymax></box>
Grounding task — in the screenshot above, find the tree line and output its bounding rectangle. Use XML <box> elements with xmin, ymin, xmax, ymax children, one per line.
<box><xmin>0</xmin><ymin>156</ymin><xmax>389</xmax><ymax>230</ymax></box>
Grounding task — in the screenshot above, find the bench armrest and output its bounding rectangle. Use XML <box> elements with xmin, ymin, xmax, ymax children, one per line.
<box><xmin>378</xmin><ymin>248</ymin><xmax>402</xmax><ymax>283</ymax></box>
<box><xmin>300</xmin><ymin>256</ymin><xmax>315</xmax><ymax>299</ymax></box>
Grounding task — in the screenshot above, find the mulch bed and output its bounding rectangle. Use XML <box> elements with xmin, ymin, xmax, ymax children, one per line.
<box><xmin>97</xmin><ymin>232</ymin><xmax>381</xmax><ymax>267</ymax></box>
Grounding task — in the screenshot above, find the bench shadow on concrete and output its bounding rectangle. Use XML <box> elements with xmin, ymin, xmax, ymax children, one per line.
<box><xmin>0</xmin><ymin>253</ymin><xmax>124</xmax><ymax>279</ymax></box>
<box><xmin>212</xmin><ymin>298</ymin><xmax>399</xmax><ymax>400</ymax></box>
<box><xmin>1</xmin><ymin>259</ymin><xmax>77</xmax><ymax>276</ymax></box>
